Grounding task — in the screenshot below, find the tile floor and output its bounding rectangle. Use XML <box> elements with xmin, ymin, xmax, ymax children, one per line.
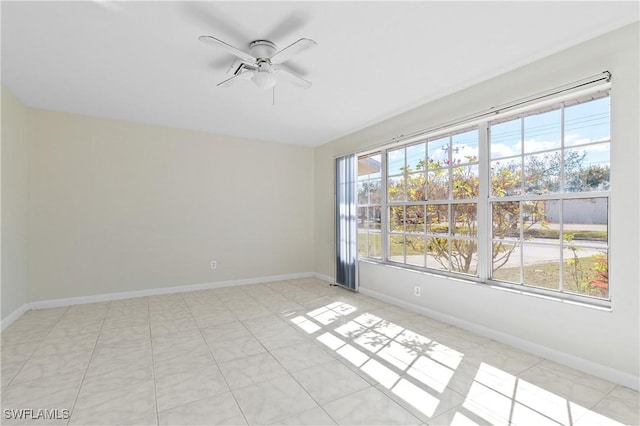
<box><xmin>1</xmin><ymin>278</ymin><xmax>638</xmax><ymax>425</ymax></box>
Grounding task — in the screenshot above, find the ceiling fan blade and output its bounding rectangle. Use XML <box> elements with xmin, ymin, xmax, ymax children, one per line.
<box><xmin>270</xmin><ymin>38</ymin><xmax>317</xmax><ymax>64</ymax></box>
<box><xmin>265</xmin><ymin>12</ymin><xmax>307</xmax><ymax>42</ymax></box>
<box><xmin>199</xmin><ymin>35</ymin><xmax>256</xmax><ymax>63</ymax></box>
<box><xmin>274</xmin><ymin>65</ymin><xmax>312</xmax><ymax>89</ymax></box>
<box><xmin>217</xmin><ymin>71</ymin><xmax>254</xmax><ymax>88</ymax></box>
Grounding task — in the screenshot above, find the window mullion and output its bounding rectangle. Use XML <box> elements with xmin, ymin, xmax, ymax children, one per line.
<box><xmin>559</xmin><ymin>105</ymin><xmax>565</xmax><ymax>292</ymax></box>
<box><xmin>382</xmin><ymin>149</ymin><xmax>389</xmax><ymax>263</ymax></box>
<box><xmin>477</xmin><ymin>122</ymin><xmax>490</xmax><ymax>281</ymax></box>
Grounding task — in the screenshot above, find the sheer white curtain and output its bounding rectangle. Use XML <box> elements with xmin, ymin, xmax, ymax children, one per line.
<box><xmin>335</xmin><ymin>154</ymin><xmax>357</xmax><ymax>290</ymax></box>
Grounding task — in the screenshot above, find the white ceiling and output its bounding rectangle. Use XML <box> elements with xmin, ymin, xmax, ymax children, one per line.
<box><xmin>2</xmin><ymin>1</ymin><xmax>638</xmax><ymax>147</ymax></box>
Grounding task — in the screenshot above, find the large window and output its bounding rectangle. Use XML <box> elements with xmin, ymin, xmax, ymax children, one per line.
<box><xmin>489</xmin><ymin>94</ymin><xmax>610</xmax><ymax>299</ymax></box>
<box><xmin>357</xmin><ymin>90</ymin><xmax>610</xmax><ymax>303</ymax></box>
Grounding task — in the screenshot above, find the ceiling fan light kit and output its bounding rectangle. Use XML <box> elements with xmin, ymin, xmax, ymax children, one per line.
<box><xmin>199</xmin><ymin>35</ymin><xmax>316</xmax><ymax>90</ymax></box>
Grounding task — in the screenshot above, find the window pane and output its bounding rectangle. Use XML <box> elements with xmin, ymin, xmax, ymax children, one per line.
<box><xmin>368</xmin><ymin>178</ymin><xmax>383</xmax><ymax>203</ymax></box>
<box><xmin>523</xmin><ymin>200</ymin><xmax>558</xmax><ymax>243</ymax></box>
<box><xmin>388</xmin><ymin>148</ymin><xmax>405</xmax><ymax>176</ymax></box>
<box><xmin>406</xmin><ymin>143</ymin><xmax>426</xmax><ymax>172</ymax></box>
<box><xmin>389</xmin><ymin>234</ymin><xmax>405</xmax><ymax>263</ymax></box>
<box><xmin>451</xmin><ymin>239</ymin><xmax>478</xmax><ymax>275</ymax></box>
<box><xmin>522</xmin><ymin>244</ymin><xmax>560</xmax><ymax>290</ymax></box>
<box><xmin>358</xmin><ymin>206</ymin><xmax>368</xmax><ymax>258</ymax></box>
<box><xmin>358</xmin><ymin>154</ymin><xmax>382</xmax><ymax>178</ymax></box>
<box><xmin>491</xmin><ymin>158</ymin><xmax>522</xmax><ymax>197</ymax></box>
<box><xmin>492</xmin><ymin>242</ymin><xmax>521</xmax><ymax>282</ymax></box>
<box><xmin>368</xmin><ymin>206</ymin><xmax>382</xmax><ymax>230</ymax></box>
<box><xmin>406</xmin><ymin>236</ymin><xmax>426</xmax><ymax>267</ymax></box>
<box><xmin>388</xmin><ymin>176</ymin><xmax>405</xmax><ymax>201</ymax></box>
<box><xmin>357</xmin><ymin>206</ymin><xmax>367</xmax><ymax>228</ymax></box>
<box><xmin>452</xmin><ymin>165</ymin><xmax>479</xmax><ymax>199</ymax></box>
<box><xmin>491</xmin><ymin>118</ymin><xmax>521</xmax><ymax>159</ymax></box>
<box><xmin>406</xmin><ymin>205</ymin><xmax>425</xmax><ymax>233</ymax></box>
<box><xmin>524</xmin><ymin>109</ymin><xmax>561</xmax><ymax>153</ymax></box>
<box><xmin>369</xmin><ymin>154</ymin><xmax>382</xmax><ymax>178</ymax></box>
<box><xmin>428</xmin><ymin>137</ymin><xmax>449</xmax><ymax>168</ymax></box>
<box><xmin>452</xmin><ymin>129</ymin><xmax>479</xmax><ymax>164</ymax></box>
<box><xmin>357</xmin><ymin>178</ymin><xmax>368</xmax><ymax>204</ymax></box>
<box><xmin>369</xmin><ymin>230</ymin><xmax>382</xmax><ymax>259</ymax></box>
<box><xmin>358</xmin><ymin>229</ymin><xmax>368</xmax><ymax>257</ymax></box>
<box><xmin>492</xmin><ymin>202</ymin><xmax>520</xmax><ymax>240</ymax></box>
<box><xmin>406</xmin><ymin>172</ymin><xmax>426</xmax><ymax>201</ymax></box>
<box><xmin>562</xmin><ymin>198</ymin><xmax>608</xmax><ymax>244</ymax></box>
<box><xmin>524</xmin><ymin>151</ymin><xmax>561</xmax><ymax>194</ymax></box>
<box><xmin>389</xmin><ymin>206</ymin><xmax>404</xmax><ymax>232</ymax></box>
<box><xmin>563</xmin><ymin>248</ymin><xmax>608</xmax><ymax>298</ymax></box>
<box><xmin>427</xmin><ymin>205</ymin><xmax>449</xmax><ymax>235</ymax></box>
<box><xmin>565</xmin><ymin>96</ymin><xmax>610</xmax><ymax>146</ymax></box>
<box><xmin>565</xmin><ymin>145</ymin><xmax>610</xmax><ymax>192</ymax></box>
<box><xmin>427</xmin><ymin>170</ymin><xmax>449</xmax><ymax>200</ymax></box>
<box><xmin>453</xmin><ymin>204</ymin><xmax>477</xmax><ymax>237</ymax></box>
<box><xmin>427</xmin><ymin>238</ymin><xmax>449</xmax><ymax>271</ymax></box>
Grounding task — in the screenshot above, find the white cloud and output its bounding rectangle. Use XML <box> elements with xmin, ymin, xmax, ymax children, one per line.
<box><xmin>491</xmin><ymin>143</ymin><xmax>518</xmax><ymax>159</ymax></box>
<box><xmin>523</xmin><ymin>138</ymin><xmax>560</xmax><ymax>153</ymax></box>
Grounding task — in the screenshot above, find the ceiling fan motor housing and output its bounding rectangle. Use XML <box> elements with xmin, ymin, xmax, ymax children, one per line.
<box><xmin>249</xmin><ymin>40</ymin><xmax>277</xmax><ymax>60</ymax></box>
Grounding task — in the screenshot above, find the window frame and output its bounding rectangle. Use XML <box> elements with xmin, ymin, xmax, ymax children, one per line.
<box><xmin>356</xmin><ymin>87</ymin><xmax>611</xmax><ymax>308</ymax></box>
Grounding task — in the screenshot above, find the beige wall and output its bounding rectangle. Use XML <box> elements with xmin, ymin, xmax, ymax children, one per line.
<box><xmin>27</xmin><ymin>110</ymin><xmax>315</xmax><ymax>301</ymax></box>
<box><xmin>1</xmin><ymin>87</ymin><xmax>30</xmax><ymax>321</ymax></box>
<box><xmin>314</xmin><ymin>23</ymin><xmax>639</xmax><ymax>384</ymax></box>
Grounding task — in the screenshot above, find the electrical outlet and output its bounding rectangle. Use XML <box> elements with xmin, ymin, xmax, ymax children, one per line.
<box><xmin>210</xmin><ymin>260</ymin><xmax>217</xmax><ymax>270</ymax></box>
<box><xmin>414</xmin><ymin>285</ymin><xmax>421</xmax><ymax>297</ymax></box>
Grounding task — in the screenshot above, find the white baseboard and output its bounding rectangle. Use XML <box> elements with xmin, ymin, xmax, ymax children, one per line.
<box><xmin>0</xmin><ymin>272</ymin><xmax>315</xmax><ymax>325</ymax></box>
<box><xmin>359</xmin><ymin>287</ymin><xmax>640</xmax><ymax>391</ymax></box>
<box><xmin>28</xmin><ymin>272</ymin><xmax>315</xmax><ymax>310</ymax></box>
<box><xmin>1</xmin><ymin>303</ymin><xmax>31</xmax><ymax>332</ymax></box>
<box><xmin>313</xmin><ymin>272</ymin><xmax>334</xmax><ymax>284</ymax></box>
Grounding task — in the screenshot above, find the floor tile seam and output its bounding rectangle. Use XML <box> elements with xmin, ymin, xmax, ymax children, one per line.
<box><xmin>600</xmin><ymin>384</ymin><xmax>640</xmax><ymax>403</ymax></box>
<box><xmin>590</xmin><ymin>383</ymin><xmax>622</xmax><ymax>411</ymax></box>
<box><xmin>0</xmin><ymin>358</ymin><xmax>29</xmax><ymax>391</ymax></box>
<box><xmin>521</xmin><ymin>360</ymin><xmax>616</xmax><ymax>403</ymax></box>
<box><xmin>182</xmin><ymin>291</ymin><xmax>250</xmax><ymax>426</ymax></box>
<box><xmin>64</xmin><ymin>303</ymin><xmax>111</xmax><ymax>426</ymax></box>
<box><xmin>245</xmin><ymin>370</ymin><xmax>324</xmax><ymax>425</ymax></box>
<box><xmin>2</xmin><ymin>308</ymin><xmax>74</xmax><ymax>385</ymax></box>
<box><xmin>343</xmin><ymin>383</ymin><xmax>424</xmax><ymax>425</ymax></box>
<box><xmin>428</xmin><ymin>401</ymin><xmax>490</xmax><ymax>426</ymax></box>
<box><xmin>154</xmin><ymin>391</ymin><xmax>230</xmax><ymax>420</ymax></box>
<box><xmin>438</xmin><ymin>396</ymin><xmax>512</xmax><ymax>426</ymax></box>
<box><xmin>146</xmin><ymin>295</ymin><xmax>161</xmax><ymax>426</ymax></box>
<box><xmin>272</xmin><ymin>405</ymin><xmax>337</xmax><ymax>426</ymax></box>
<box><xmin>515</xmin><ymin>355</ymin><xmax>546</xmax><ymax>381</ymax></box>
<box><xmin>291</xmin><ymin>363</ymin><xmax>376</xmax><ymax>408</ymax></box>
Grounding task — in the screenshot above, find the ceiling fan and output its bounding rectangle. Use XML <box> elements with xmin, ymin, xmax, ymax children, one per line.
<box><xmin>199</xmin><ymin>35</ymin><xmax>317</xmax><ymax>90</ymax></box>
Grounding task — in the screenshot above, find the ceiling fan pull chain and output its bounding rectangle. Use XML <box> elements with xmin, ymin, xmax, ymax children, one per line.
<box><xmin>272</xmin><ymin>86</ymin><xmax>276</xmax><ymax>107</ymax></box>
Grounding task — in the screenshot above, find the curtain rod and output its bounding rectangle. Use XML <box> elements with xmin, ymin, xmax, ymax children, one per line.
<box><xmin>335</xmin><ymin>70</ymin><xmax>611</xmax><ymax>158</ymax></box>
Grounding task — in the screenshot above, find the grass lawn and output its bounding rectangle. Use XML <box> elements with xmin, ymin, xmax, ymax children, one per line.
<box><xmin>493</xmin><ymin>255</ymin><xmax>607</xmax><ymax>297</ymax></box>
